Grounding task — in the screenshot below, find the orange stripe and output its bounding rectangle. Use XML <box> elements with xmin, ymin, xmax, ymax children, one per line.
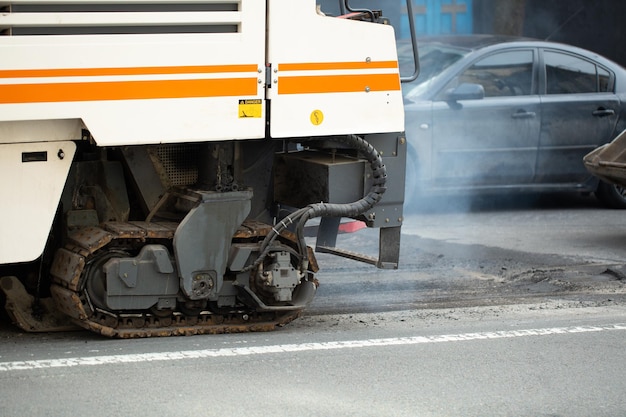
<box><xmin>0</xmin><ymin>78</ymin><xmax>258</xmax><ymax>104</ymax></box>
<box><xmin>278</xmin><ymin>73</ymin><xmax>400</xmax><ymax>95</ymax></box>
<box><xmin>0</xmin><ymin>64</ymin><xmax>258</xmax><ymax>79</ymax></box>
<box><xmin>278</xmin><ymin>61</ymin><xmax>398</xmax><ymax>71</ymax></box>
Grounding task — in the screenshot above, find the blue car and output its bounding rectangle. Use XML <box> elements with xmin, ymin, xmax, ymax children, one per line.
<box><xmin>400</xmin><ymin>35</ymin><xmax>626</xmax><ymax>208</ymax></box>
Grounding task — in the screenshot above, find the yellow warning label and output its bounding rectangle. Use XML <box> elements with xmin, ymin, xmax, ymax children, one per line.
<box><xmin>310</xmin><ymin>110</ymin><xmax>324</xmax><ymax>126</ymax></box>
<box><xmin>238</xmin><ymin>99</ymin><xmax>262</xmax><ymax>118</ymax></box>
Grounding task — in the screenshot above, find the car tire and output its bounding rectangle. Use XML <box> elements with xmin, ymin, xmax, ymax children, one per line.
<box><xmin>595</xmin><ymin>181</ymin><xmax>626</xmax><ymax>209</ymax></box>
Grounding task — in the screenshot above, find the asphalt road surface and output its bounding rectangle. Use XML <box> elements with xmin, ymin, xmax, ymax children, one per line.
<box><xmin>1</xmin><ymin>193</ymin><xmax>625</xmax><ymax>416</ymax></box>
<box><xmin>310</xmin><ymin>193</ymin><xmax>626</xmax><ymax>315</ymax></box>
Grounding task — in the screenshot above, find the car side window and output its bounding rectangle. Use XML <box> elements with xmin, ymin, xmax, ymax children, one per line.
<box><xmin>544</xmin><ymin>50</ymin><xmax>612</xmax><ymax>94</ymax></box>
<box><xmin>598</xmin><ymin>66</ymin><xmax>612</xmax><ymax>92</ymax></box>
<box><xmin>454</xmin><ymin>50</ymin><xmax>534</xmax><ymax>98</ymax></box>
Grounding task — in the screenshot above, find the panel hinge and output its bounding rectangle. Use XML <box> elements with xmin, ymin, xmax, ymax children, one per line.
<box><xmin>265</xmin><ymin>63</ymin><xmax>273</xmax><ymax>89</ymax></box>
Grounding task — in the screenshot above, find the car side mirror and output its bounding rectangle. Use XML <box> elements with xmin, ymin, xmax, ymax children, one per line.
<box><xmin>446</xmin><ymin>83</ymin><xmax>485</xmax><ymax>101</ymax></box>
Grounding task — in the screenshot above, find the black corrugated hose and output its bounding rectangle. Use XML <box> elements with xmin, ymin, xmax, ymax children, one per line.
<box><xmin>241</xmin><ymin>134</ymin><xmax>387</xmax><ymax>273</ymax></box>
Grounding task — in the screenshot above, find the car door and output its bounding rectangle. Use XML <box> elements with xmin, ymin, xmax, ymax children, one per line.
<box><xmin>536</xmin><ymin>49</ymin><xmax>619</xmax><ymax>184</ymax></box>
<box><xmin>430</xmin><ymin>48</ymin><xmax>541</xmax><ymax>187</ymax></box>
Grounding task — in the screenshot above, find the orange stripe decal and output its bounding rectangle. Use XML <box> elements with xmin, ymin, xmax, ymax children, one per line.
<box><xmin>0</xmin><ymin>64</ymin><xmax>258</xmax><ymax>79</ymax></box>
<box><xmin>278</xmin><ymin>73</ymin><xmax>400</xmax><ymax>95</ymax></box>
<box><xmin>278</xmin><ymin>61</ymin><xmax>398</xmax><ymax>71</ymax></box>
<box><xmin>0</xmin><ymin>78</ymin><xmax>258</xmax><ymax>104</ymax></box>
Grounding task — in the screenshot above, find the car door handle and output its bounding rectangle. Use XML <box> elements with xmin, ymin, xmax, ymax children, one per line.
<box><xmin>511</xmin><ymin>110</ymin><xmax>536</xmax><ymax>119</ymax></box>
<box><xmin>592</xmin><ymin>108</ymin><xmax>615</xmax><ymax>117</ymax></box>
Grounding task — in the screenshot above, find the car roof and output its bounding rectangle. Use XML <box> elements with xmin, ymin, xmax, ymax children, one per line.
<box><xmin>416</xmin><ymin>34</ymin><xmax>534</xmax><ymax>51</ymax></box>
<box><xmin>407</xmin><ymin>34</ymin><xmax>623</xmax><ymax>68</ymax></box>
<box><xmin>414</xmin><ymin>34</ymin><xmax>614</xmax><ymax>60</ymax></box>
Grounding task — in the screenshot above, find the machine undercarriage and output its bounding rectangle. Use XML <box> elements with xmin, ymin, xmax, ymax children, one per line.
<box><xmin>1</xmin><ymin>133</ymin><xmax>402</xmax><ymax>337</ymax></box>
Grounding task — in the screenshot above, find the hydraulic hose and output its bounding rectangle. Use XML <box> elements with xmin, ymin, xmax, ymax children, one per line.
<box><xmin>241</xmin><ymin>134</ymin><xmax>387</xmax><ymax>273</ymax></box>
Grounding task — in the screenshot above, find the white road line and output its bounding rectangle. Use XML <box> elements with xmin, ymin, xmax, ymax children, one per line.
<box><xmin>1</xmin><ymin>323</ymin><xmax>625</xmax><ymax>372</ymax></box>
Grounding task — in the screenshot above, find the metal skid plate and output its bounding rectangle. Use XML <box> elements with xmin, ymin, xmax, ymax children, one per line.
<box><xmin>174</xmin><ymin>190</ymin><xmax>253</xmax><ymax>301</ymax></box>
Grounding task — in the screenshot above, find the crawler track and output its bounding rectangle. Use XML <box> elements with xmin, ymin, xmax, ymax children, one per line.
<box><xmin>48</xmin><ymin>220</ymin><xmax>304</xmax><ymax>338</ymax></box>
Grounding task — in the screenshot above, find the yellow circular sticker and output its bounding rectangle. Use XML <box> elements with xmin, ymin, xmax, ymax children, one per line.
<box><xmin>310</xmin><ymin>110</ymin><xmax>324</xmax><ymax>126</ymax></box>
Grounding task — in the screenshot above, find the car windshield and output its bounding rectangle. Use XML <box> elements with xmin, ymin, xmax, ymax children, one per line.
<box><xmin>399</xmin><ymin>42</ymin><xmax>470</xmax><ymax>99</ymax></box>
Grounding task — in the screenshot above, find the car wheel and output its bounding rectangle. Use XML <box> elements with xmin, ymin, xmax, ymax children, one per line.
<box><xmin>595</xmin><ymin>181</ymin><xmax>626</xmax><ymax>209</ymax></box>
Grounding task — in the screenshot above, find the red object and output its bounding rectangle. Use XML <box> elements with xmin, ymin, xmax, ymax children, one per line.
<box><xmin>338</xmin><ymin>221</ymin><xmax>366</xmax><ymax>234</ymax></box>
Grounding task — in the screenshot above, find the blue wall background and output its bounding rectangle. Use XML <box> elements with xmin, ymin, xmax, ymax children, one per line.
<box><xmin>317</xmin><ymin>0</ymin><xmax>473</xmax><ymax>38</ymax></box>
<box><xmin>400</xmin><ymin>0</ymin><xmax>473</xmax><ymax>37</ymax></box>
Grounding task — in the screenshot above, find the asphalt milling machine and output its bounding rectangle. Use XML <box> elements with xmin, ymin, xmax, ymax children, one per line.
<box><xmin>0</xmin><ymin>1</ymin><xmax>420</xmax><ymax>337</ymax></box>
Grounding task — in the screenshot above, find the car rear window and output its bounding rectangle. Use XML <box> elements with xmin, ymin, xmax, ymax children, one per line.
<box><xmin>544</xmin><ymin>50</ymin><xmax>613</xmax><ymax>94</ymax></box>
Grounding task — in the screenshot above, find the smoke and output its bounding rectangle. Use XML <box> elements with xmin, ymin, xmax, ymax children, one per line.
<box><xmin>313</xmin><ymin>1</ymin><xmax>618</xmax><ymax>218</ymax></box>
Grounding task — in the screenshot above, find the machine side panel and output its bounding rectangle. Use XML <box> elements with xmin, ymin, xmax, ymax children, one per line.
<box><xmin>0</xmin><ymin>141</ymin><xmax>76</xmax><ymax>264</ymax></box>
<box><xmin>267</xmin><ymin>0</ymin><xmax>404</xmax><ymax>138</ymax></box>
<box><xmin>0</xmin><ymin>1</ymin><xmax>266</xmax><ymax>145</ymax></box>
